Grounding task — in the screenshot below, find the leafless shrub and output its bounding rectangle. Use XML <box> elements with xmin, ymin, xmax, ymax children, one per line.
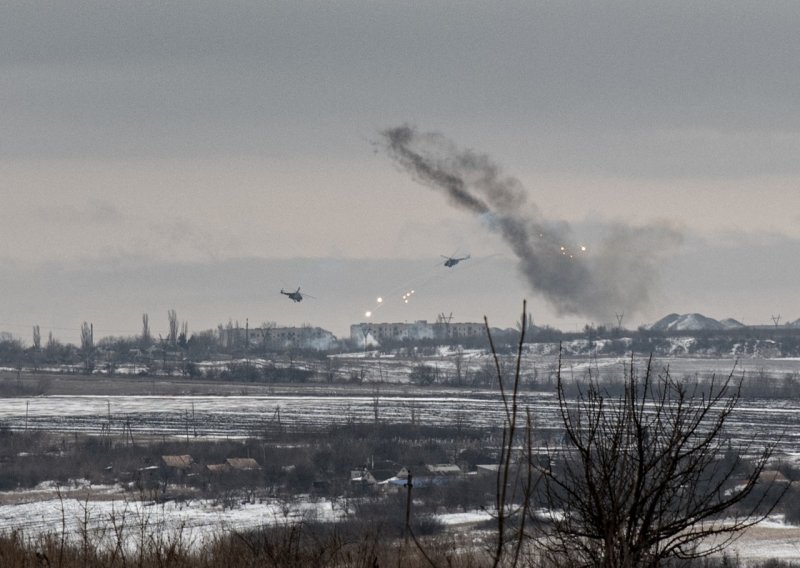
<box><xmin>538</xmin><ymin>354</ymin><xmax>786</xmax><ymax>567</ymax></box>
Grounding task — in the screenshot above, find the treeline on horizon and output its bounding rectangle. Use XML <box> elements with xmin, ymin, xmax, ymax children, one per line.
<box><xmin>3</xmin><ymin>311</ymin><xmax>800</xmax><ymax>376</ymax></box>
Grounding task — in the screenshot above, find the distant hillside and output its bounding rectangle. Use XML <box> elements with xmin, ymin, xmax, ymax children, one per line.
<box><xmin>719</xmin><ymin>318</ymin><xmax>746</xmax><ymax>329</ymax></box>
<box><xmin>647</xmin><ymin>313</ymin><xmax>727</xmax><ymax>332</ymax></box>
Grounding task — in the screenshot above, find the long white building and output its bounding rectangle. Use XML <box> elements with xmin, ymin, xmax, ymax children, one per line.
<box><xmin>350</xmin><ymin>319</ymin><xmax>484</xmax><ymax>346</ymax></box>
<box><xmin>219</xmin><ymin>325</ymin><xmax>337</xmax><ymax>351</ymax></box>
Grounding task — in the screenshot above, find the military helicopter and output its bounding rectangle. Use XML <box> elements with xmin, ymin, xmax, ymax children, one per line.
<box><xmin>441</xmin><ymin>254</ymin><xmax>470</xmax><ymax>268</ymax></box>
<box><xmin>280</xmin><ymin>287</ymin><xmax>314</xmax><ymax>302</ymax></box>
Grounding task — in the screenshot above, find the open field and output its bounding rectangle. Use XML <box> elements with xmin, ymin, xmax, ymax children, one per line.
<box><xmin>1</xmin><ymin>391</ymin><xmax>798</xmax><ymax>456</ymax></box>
<box><xmin>1</xmin><ymin>355</ymin><xmax>799</xmax><ymax>456</ymax></box>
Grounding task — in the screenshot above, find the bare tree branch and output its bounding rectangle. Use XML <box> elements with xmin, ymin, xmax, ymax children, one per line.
<box><xmin>540</xmin><ymin>353</ymin><xmax>785</xmax><ymax>567</ymax></box>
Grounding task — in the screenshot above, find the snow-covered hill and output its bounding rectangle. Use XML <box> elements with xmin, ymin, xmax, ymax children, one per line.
<box><xmin>719</xmin><ymin>318</ymin><xmax>745</xmax><ymax>329</ymax></box>
<box><xmin>646</xmin><ymin>313</ymin><xmax>737</xmax><ymax>332</ymax></box>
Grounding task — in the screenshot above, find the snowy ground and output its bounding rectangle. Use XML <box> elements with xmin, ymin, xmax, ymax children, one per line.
<box><xmin>1</xmin><ymin>387</ymin><xmax>799</xmax><ymax>457</ymax></box>
<box><xmin>1</xmin><ymin>485</ymin><xmax>799</xmax><ymax>563</ymax></box>
<box><xmin>0</xmin><ymin>487</ymin><xmax>344</xmax><ymax>551</ymax></box>
<box><xmin>701</xmin><ymin>518</ymin><xmax>800</xmax><ymax>564</ymax></box>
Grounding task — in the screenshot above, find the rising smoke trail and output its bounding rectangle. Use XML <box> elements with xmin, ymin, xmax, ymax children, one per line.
<box><xmin>382</xmin><ymin>124</ymin><xmax>682</xmax><ymax>321</ymax></box>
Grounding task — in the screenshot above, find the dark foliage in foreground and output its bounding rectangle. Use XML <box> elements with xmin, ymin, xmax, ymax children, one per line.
<box><xmin>0</xmin><ymin>518</ymin><xmax>473</xmax><ymax>568</ymax></box>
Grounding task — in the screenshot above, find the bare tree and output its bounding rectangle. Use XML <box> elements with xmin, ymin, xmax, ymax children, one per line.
<box><xmin>80</xmin><ymin>321</ymin><xmax>93</xmax><ymax>351</ymax></box>
<box><xmin>485</xmin><ymin>301</ymin><xmax>536</xmax><ymax>568</ymax></box>
<box><xmin>80</xmin><ymin>321</ymin><xmax>94</xmax><ymax>372</ymax></box>
<box><xmin>225</xmin><ymin>319</ymin><xmax>235</xmax><ymax>350</ymax></box>
<box><xmin>167</xmin><ymin>309</ymin><xmax>178</xmax><ymax>346</ymax></box>
<box><xmin>32</xmin><ymin>325</ymin><xmax>41</xmax><ymax>351</ymax></box>
<box><xmin>539</xmin><ymin>355</ymin><xmax>784</xmax><ymax>567</ymax></box>
<box><xmin>31</xmin><ymin>325</ymin><xmax>41</xmax><ymax>370</ymax></box>
<box><xmin>45</xmin><ymin>331</ymin><xmax>59</xmax><ymax>362</ymax></box>
<box><xmin>179</xmin><ymin>320</ymin><xmax>188</xmax><ymax>348</ymax></box>
<box><xmin>141</xmin><ymin>313</ymin><xmax>151</xmax><ymax>348</ymax></box>
<box><xmin>515</xmin><ymin>310</ymin><xmax>535</xmax><ymax>335</ymax></box>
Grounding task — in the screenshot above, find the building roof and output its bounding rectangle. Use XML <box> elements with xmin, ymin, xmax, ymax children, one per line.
<box><xmin>350</xmin><ymin>469</ymin><xmax>378</xmax><ymax>484</ymax></box>
<box><xmin>426</xmin><ymin>464</ymin><xmax>463</xmax><ymax>475</ymax></box>
<box><xmin>226</xmin><ymin>457</ymin><xmax>261</xmax><ymax>471</ymax></box>
<box><xmin>760</xmin><ymin>470</ymin><xmax>790</xmax><ymax>484</ymax></box>
<box><xmin>161</xmin><ymin>455</ymin><xmax>194</xmax><ymax>469</ymax></box>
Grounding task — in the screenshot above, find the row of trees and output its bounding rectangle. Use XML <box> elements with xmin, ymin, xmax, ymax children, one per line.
<box><xmin>11</xmin><ymin>312</ymin><xmax>800</xmax><ymax>368</ymax></box>
<box><xmin>0</xmin><ymin>311</ymin><xmax>265</xmax><ymax>371</ymax></box>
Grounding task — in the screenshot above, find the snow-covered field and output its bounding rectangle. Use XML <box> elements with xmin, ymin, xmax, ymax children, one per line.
<box><xmin>0</xmin><ymin>391</ymin><xmax>544</xmax><ymax>437</ymax></box>
<box><xmin>1</xmin><ymin>388</ymin><xmax>799</xmax><ymax>455</ymax></box>
<box><xmin>700</xmin><ymin>518</ymin><xmax>800</xmax><ymax>564</ymax></box>
<box><xmin>2</xmin><ymin>488</ymin><xmax>799</xmax><ymax>563</ymax></box>
<box><xmin>0</xmin><ymin>487</ymin><xmax>343</xmax><ymax>551</ymax></box>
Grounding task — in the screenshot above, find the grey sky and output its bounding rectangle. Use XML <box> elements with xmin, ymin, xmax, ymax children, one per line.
<box><xmin>2</xmin><ymin>1</ymin><xmax>800</xmax><ymax>342</ymax></box>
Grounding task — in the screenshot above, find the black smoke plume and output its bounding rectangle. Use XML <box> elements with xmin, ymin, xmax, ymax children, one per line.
<box><xmin>382</xmin><ymin>125</ymin><xmax>682</xmax><ymax>321</ymax></box>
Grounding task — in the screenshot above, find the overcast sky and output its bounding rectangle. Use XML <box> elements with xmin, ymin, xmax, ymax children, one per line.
<box><xmin>2</xmin><ymin>1</ymin><xmax>800</xmax><ymax>343</ymax></box>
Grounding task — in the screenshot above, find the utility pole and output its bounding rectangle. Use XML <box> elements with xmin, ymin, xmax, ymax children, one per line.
<box><xmin>361</xmin><ymin>324</ymin><xmax>372</xmax><ymax>383</ymax></box>
<box><xmin>404</xmin><ymin>470</ymin><xmax>413</xmax><ymax>543</ymax></box>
